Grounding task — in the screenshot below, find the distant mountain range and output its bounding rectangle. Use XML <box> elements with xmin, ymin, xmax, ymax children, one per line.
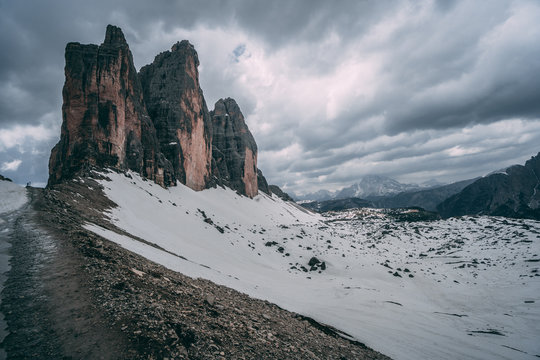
<box><xmin>335</xmin><ymin>175</ymin><xmax>433</xmax><ymax>199</ymax></box>
<box><xmin>297</xmin><ymin>152</ymin><xmax>540</xmax><ymax>221</ymax></box>
<box><xmin>367</xmin><ymin>178</ymin><xmax>478</xmax><ymax>211</ymax></box>
<box><xmin>294</xmin><ymin>175</ymin><xmax>444</xmax><ymax>202</ymax></box>
<box><xmin>293</xmin><ymin>189</ymin><xmax>335</xmax><ymax>202</ymax></box>
<box><xmin>300</xmin><ymin>177</ymin><xmax>476</xmax><ymax>213</ymax></box>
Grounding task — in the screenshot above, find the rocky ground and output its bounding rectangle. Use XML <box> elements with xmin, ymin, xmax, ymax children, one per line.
<box><xmin>1</xmin><ymin>176</ymin><xmax>390</xmax><ymax>359</ymax></box>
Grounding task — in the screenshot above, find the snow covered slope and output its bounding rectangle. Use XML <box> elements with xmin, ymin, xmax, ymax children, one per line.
<box><xmin>0</xmin><ymin>180</ymin><xmax>27</xmax><ymax>217</ymax></box>
<box><xmin>85</xmin><ymin>171</ymin><xmax>540</xmax><ymax>360</ymax></box>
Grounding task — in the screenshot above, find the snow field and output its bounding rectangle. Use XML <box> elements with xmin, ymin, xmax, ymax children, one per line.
<box><xmin>85</xmin><ymin>171</ymin><xmax>540</xmax><ymax>360</ymax></box>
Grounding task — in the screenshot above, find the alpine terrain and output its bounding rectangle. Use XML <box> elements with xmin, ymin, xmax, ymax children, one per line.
<box><xmin>0</xmin><ymin>25</ymin><xmax>539</xmax><ymax>360</ymax></box>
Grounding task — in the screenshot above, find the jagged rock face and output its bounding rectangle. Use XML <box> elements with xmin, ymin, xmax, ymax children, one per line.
<box><xmin>437</xmin><ymin>152</ymin><xmax>540</xmax><ymax>219</ymax></box>
<box><xmin>268</xmin><ymin>185</ymin><xmax>294</xmax><ymax>202</ymax></box>
<box><xmin>48</xmin><ymin>25</ymin><xmax>174</xmax><ymax>187</ymax></box>
<box><xmin>257</xmin><ymin>169</ymin><xmax>270</xmax><ymax>195</ymax></box>
<box><xmin>49</xmin><ymin>25</ymin><xmax>266</xmax><ymax>198</ymax></box>
<box><xmin>211</xmin><ymin>98</ymin><xmax>258</xmax><ymax>197</ymax></box>
<box><xmin>139</xmin><ymin>41</ymin><xmax>212</xmax><ymax>191</ymax></box>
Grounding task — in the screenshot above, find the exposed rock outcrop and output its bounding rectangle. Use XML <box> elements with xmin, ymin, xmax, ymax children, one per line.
<box><xmin>268</xmin><ymin>185</ymin><xmax>294</xmax><ymax>202</ymax></box>
<box><xmin>437</xmin><ymin>152</ymin><xmax>540</xmax><ymax>219</ymax></box>
<box><xmin>211</xmin><ymin>98</ymin><xmax>258</xmax><ymax>198</ymax></box>
<box><xmin>0</xmin><ymin>174</ymin><xmax>13</xmax><ymax>182</ymax></box>
<box><xmin>48</xmin><ymin>25</ymin><xmax>264</xmax><ymax>197</ymax></box>
<box><xmin>48</xmin><ymin>25</ymin><xmax>175</xmax><ymax>187</ymax></box>
<box><xmin>139</xmin><ymin>41</ymin><xmax>213</xmax><ymax>191</ymax></box>
<box><xmin>257</xmin><ymin>169</ymin><xmax>270</xmax><ymax>195</ymax></box>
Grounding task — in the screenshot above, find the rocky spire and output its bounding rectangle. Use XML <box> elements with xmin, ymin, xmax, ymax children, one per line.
<box><xmin>211</xmin><ymin>98</ymin><xmax>258</xmax><ymax>198</ymax></box>
<box><xmin>49</xmin><ymin>25</ymin><xmax>266</xmax><ymax>198</ymax></box>
<box><xmin>48</xmin><ymin>25</ymin><xmax>175</xmax><ymax>187</ymax></box>
<box><xmin>139</xmin><ymin>40</ymin><xmax>213</xmax><ymax>191</ymax></box>
<box><xmin>103</xmin><ymin>24</ymin><xmax>127</xmax><ymax>45</ymax></box>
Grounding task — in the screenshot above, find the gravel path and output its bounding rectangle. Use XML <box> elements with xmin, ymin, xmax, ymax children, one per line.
<box><xmin>1</xmin><ymin>188</ymin><xmax>132</xmax><ymax>359</ymax></box>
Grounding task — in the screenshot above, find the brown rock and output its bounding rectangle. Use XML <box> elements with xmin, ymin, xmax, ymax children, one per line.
<box><xmin>139</xmin><ymin>41</ymin><xmax>213</xmax><ymax>191</ymax></box>
<box><xmin>48</xmin><ymin>25</ymin><xmax>174</xmax><ymax>187</ymax></box>
<box><xmin>257</xmin><ymin>169</ymin><xmax>271</xmax><ymax>195</ymax></box>
<box><xmin>48</xmin><ymin>25</ymin><xmax>273</xmax><ymax>197</ymax></box>
<box><xmin>211</xmin><ymin>98</ymin><xmax>258</xmax><ymax>198</ymax></box>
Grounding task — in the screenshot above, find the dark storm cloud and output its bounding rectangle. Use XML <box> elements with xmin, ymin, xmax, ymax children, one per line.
<box><xmin>1</xmin><ymin>0</ymin><xmax>539</xmax><ymax>192</ymax></box>
<box><xmin>233</xmin><ymin>0</ymin><xmax>396</xmax><ymax>48</ymax></box>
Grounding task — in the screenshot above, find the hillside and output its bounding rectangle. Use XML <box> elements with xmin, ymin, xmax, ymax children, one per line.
<box><xmin>79</xmin><ymin>169</ymin><xmax>540</xmax><ymax>360</ymax></box>
<box><xmin>0</xmin><ymin>178</ymin><xmax>27</xmax><ymax>214</ymax></box>
<box><xmin>1</xmin><ymin>176</ymin><xmax>389</xmax><ymax>359</ymax></box>
<box><xmin>438</xmin><ymin>153</ymin><xmax>540</xmax><ymax>219</ymax></box>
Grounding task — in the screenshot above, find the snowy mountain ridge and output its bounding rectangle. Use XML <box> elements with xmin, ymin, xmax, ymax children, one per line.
<box><xmin>294</xmin><ymin>175</ymin><xmax>443</xmax><ymax>202</ymax></box>
<box><xmin>83</xmin><ymin>170</ymin><xmax>540</xmax><ymax>360</ymax></box>
<box><xmin>335</xmin><ymin>175</ymin><xmax>424</xmax><ymax>199</ymax></box>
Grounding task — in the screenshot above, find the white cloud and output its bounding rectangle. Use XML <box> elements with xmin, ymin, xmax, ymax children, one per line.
<box><xmin>1</xmin><ymin>159</ymin><xmax>22</xmax><ymax>172</ymax></box>
<box><xmin>0</xmin><ymin>121</ymin><xmax>57</xmax><ymax>152</ymax></box>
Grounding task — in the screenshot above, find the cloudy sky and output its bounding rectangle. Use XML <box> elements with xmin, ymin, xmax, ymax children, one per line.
<box><xmin>1</xmin><ymin>0</ymin><xmax>539</xmax><ymax>193</ymax></box>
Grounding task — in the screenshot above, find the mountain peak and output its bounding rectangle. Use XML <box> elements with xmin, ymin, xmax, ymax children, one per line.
<box><xmin>171</xmin><ymin>40</ymin><xmax>193</xmax><ymax>52</ymax></box>
<box><xmin>211</xmin><ymin>97</ymin><xmax>258</xmax><ymax>197</ymax></box>
<box><xmin>336</xmin><ymin>175</ymin><xmax>419</xmax><ymax>199</ymax></box>
<box><xmin>103</xmin><ymin>24</ymin><xmax>127</xmax><ymax>46</ymax></box>
<box><xmin>169</xmin><ymin>40</ymin><xmax>199</xmax><ymax>67</ymax></box>
<box><xmin>361</xmin><ymin>174</ymin><xmax>392</xmax><ymax>181</ymax></box>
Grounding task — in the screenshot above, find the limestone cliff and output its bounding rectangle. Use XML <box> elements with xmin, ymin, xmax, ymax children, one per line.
<box><xmin>48</xmin><ymin>25</ymin><xmax>174</xmax><ymax>187</ymax></box>
<box><xmin>211</xmin><ymin>98</ymin><xmax>258</xmax><ymax>198</ymax></box>
<box><xmin>139</xmin><ymin>41</ymin><xmax>213</xmax><ymax>191</ymax></box>
<box><xmin>49</xmin><ymin>25</ymin><xmax>265</xmax><ymax>198</ymax></box>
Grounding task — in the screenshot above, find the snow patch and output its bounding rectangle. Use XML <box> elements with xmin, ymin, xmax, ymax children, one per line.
<box><xmin>0</xmin><ymin>180</ymin><xmax>27</xmax><ymax>215</ymax></box>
